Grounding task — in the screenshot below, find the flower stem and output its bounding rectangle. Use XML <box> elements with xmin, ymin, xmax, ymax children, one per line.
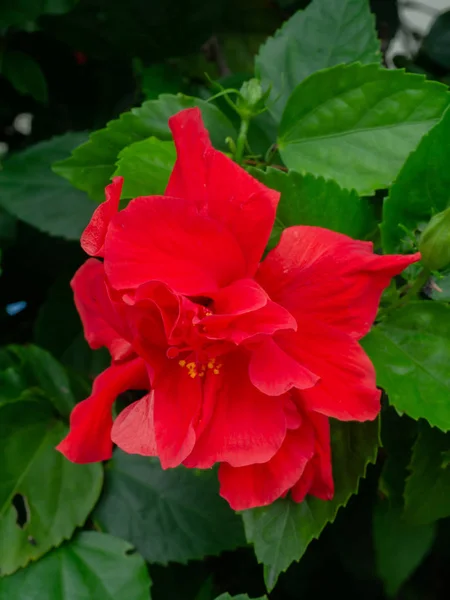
<box><xmin>235</xmin><ymin>117</ymin><xmax>250</xmax><ymax>165</ymax></box>
<box><xmin>378</xmin><ymin>267</ymin><xmax>431</xmax><ymax>319</ymax></box>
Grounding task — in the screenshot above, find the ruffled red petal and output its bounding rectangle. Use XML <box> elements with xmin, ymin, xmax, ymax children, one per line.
<box><xmin>249</xmin><ymin>337</ymin><xmax>319</xmax><ymax>396</ymax></box>
<box><xmin>71</xmin><ymin>258</ymin><xmax>132</xmax><ymax>362</ymax></box>
<box><xmin>183</xmin><ymin>351</ymin><xmax>287</xmax><ymax>469</ymax></box>
<box><xmin>281</xmin><ymin>324</ymin><xmax>380</xmax><ymax>421</ymax></box>
<box><xmin>105</xmin><ymin>195</ymin><xmax>246</xmax><ymax>295</ymax></box>
<box><xmin>257</xmin><ymin>226</ymin><xmax>420</xmax><ymax>340</ymax></box>
<box><xmin>81</xmin><ymin>177</ymin><xmax>123</xmax><ymax>257</ymax></box>
<box><xmin>111</xmin><ymin>393</ymin><xmax>157</xmax><ymax>457</ymax></box>
<box><xmin>219</xmin><ymin>414</ymin><xmax>315</xmax><ymax>510</ymax></box>
<box><xmin>56</xmin><ymin>357</ymin><xmax>148</xmax><ymax>463</ymax></box>
<box><xmin>167</xmin><ymin>108</ymin><xmax>279</xmax><ymax>274</ymax></box>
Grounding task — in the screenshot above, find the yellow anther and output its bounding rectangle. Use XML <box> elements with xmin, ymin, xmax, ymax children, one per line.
<box><xmin>199</xmin><ymin>372</ymin><xmax>205</xmax><ymax>377</ymax></box>
<box><xmin>213</xmin><ymin>368</ymin><xmax>220</xmax><ymax>375</ymax></box>
<box><xmin>189</xmin><ymin>372</ymin><xmax>197</xmax><ymax>379</ymax></box>
<box><xmin>207</xmin><ymin>359</ymin><xmax>215</xmax><ymax>369</ymax></box>
<box><xmin>186</xmin><ymin>362</ymin><xmax>196</xmax><ymax>370</ymax></box>
<box><xmin>178</xmin><ymin>360</ymin><xmax>186</xmax><ymax>367</ymax></box>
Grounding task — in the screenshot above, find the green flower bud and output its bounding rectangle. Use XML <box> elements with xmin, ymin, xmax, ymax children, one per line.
<box><xmin>236</xmin><ymin>79</ymin><xmax>271</xmax><ymax>118</ymax></box>
<box><xmin>419</xmin><ymin>206</ymin><xmax>450</xmax><ymax>271</ymax></box>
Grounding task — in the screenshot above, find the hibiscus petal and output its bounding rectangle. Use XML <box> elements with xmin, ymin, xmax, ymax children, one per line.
<box><xmin>111</xmin><ymin>393</ymin><xmax>157</xmax><ymax>456</ymax></box>
<box><xmin>56</xmin><ymin>357</ymin><xmax>148</xmax><ymax>463</ymax></box>
<box><xmin>71</xmin><ymin>258</ymin><xmax>132</xmax><ymax>362</ymax></box>
<box><xmin>257</xmin><ymin>226</ymin><xmax>421</xmax><ymax>339</ymax></box>
<box><xmin>167</xmin><ymin>108</ymin><xmax>279</xmax><ymax>274</ymax></box>
<box><xmin>249</xmin><ymin>337</ymin><xmax>319</xmax><ymax>396</ymax></box>
<box><xmin>201</xmin><ymin>306</ymin><xmax>295</xmax><ymax>344</ymax></box>
<box><xmin>152</xmin><ymin>359</ymin><xmax>203</xmax><ymax>469</ymax></box>
<box><xmin>81</xmin><ymin>177</ymin><xmax>123</xmax><ymax>257</ymax></box>
<box><xmin>219</xmin><ymin>419</ymin><xmax>315</xmax><ymax>510</ymax></box>
<box><xmin>291</xmin><ymin>412</ymin><xmax>333</xmax><ymax>503</ymax></box>
<box><xmin>105</xmin><ymin>194</ymin><xmax>246</xmax><ymax>295</ymax></box>
<box><xmin>281</xmin><ymin>324</ymin><xmax>380</xmax><ymax>421</ymax></box>
<box><xmin>183</xmin><ymin>351</ymin><xmax>287</xmax><ymax>469</ymax></box>
<box><xmin>211</xmin><ymin>279</ymin><xmax>269</xmax><ymax>315</ymax></box>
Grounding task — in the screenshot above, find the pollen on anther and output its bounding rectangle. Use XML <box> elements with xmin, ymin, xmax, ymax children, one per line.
<box><xmin>213</xmin><ymin>368</ymin><xmax>220</xmax><ymax>375</ymax></box>
<box><xmin>178</xmin><ymin>360</ymin><xmax>186</xmax><ymax>367</ymax></box>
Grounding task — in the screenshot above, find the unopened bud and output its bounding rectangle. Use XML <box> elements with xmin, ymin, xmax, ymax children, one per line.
<box><xmin>237</xmin><ymin>79</ymin><xmax>271</xmax><ymax>118</ymax></box>
<box><xmin>419</xmin><ymin>206</ymin><xmax>450</xmax><ymax>271</ymax></box>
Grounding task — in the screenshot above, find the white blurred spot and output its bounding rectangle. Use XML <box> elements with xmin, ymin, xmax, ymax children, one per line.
<box><xmin>13</xmin><ymin>113</ymin><xmax>33</xmax><ymax>136</ymax></box>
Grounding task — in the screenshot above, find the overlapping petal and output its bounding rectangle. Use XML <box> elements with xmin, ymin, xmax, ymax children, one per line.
<box><xmin>257</xmin><ymin>226</ymin><xmax>420</xmax><ymax>339</ymax></box>
<box><xmin>81</xmin><ymin>177</ymin><xmax>123</xmax><ymax>257</ymax></box>
<box><xmin>167</xmin><ymin>108</ymin><xmax>279</xmax><ymax>274</ymax></box>
<box><xmin>111</xmin><ymin>393</ymin><xmax>157</xmax><ymax>457</ymax></box>
<box><xmin>183</xmin><ymin>351</ymin><xmax>287</xmax><ymax>469</ymax></box>
<box><xmin>219</xmin><ymin>419</ymin><xmax>315</xmax><ymax>510</ymax></box>
<box><xmin>279</xmin><ymin>324</ymin><xmax>380</xmax><ymax>421</ymax></box>
<box><xmin>71</xmin><ymin>258</ymin><xmax>132</xmax><ymax>362</ymax></box>
<box><xmin>56</xmin><ymin>357</ymin><xmax>148</xmax><ymax>463</ymax></box>
<box><xmin>105</xmin><ymin>195</ymin><xmax>246</xmax><ymax>295</ymax></box>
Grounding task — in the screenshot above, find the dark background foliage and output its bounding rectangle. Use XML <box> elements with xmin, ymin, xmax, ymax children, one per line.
<box><xmin>1</xmin><ymin>1</ymin><xmax>450</xmax><ymax>599</ymax></box>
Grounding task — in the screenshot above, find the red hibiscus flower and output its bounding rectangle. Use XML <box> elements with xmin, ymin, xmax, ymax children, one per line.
<box><xmin>57</xmin><ymin>107</ymin><xmax>420</xmax><ymax>510</ymax></box>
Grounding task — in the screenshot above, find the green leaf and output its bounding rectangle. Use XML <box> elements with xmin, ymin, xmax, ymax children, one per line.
<box><xmin>378</xmin><ymin>409</ymin><xmax>418</xmax><ymax>505</ymax></box>
<box><xmin>382</xmin><ymin>105</ymin><xmax>450</xmax><ymax>253</ymax></box>
<box><xmin>0</xmin><ymin>0</ymin><xmax>77</xmax><ymax>27</ymax></box>
<box><xmin>0</xmin><ymin>133</ymin><xmax>95</xmax><ymax>240</ymax></box>
<box><xmin>422</xmin><ymin>10</ymin><xmax>450</xmax><ymax>70</ymax></box>
<box><xmin>0</xmin><ymin>400</ymin><xmax>103</xmax><ymax>574</ymax></box>
<box><xmin>362</xmin><ymin>302</ymin><xmax>450</xmax><ymax>431</ymax></box>
<box><xmin>373</xmin><ymin>502</ymin><xmax>435</xmax><ymax>597</ymax></box>
<box><xmin>0</xmin><ymin>532</ymin><xmax>151</xmax><ymax>599</ymax></box>
<box><xmin>278</xmin><ymin>64</ymin><xmax>450</xmax><ymax>195</ymax></box>
<box><xmin>250</xmin><ymin>167</ymin><xmax>375</xmax><ymax>247</ymax></box>
<box><xmin>2</xmin><ymin>51</ymin><xmax>48</xmax><ymax>104</ymax></box>
<box><xmin>404</xmin><ymin>423</ymin><xmax>450</xmax><ymax>525</ymax></box>
<box><xmin>215</xmin><ymin>595</ymin><xmax>266</xmax><ymax>600</ymax></box>
<box><xmin>242</xmin><ymin>418</ymin><xmax>380</xmax><ymax>590</ymax></box>
<box><xmin>256</xmin><ymin>0</ymin><xmax>380</xmax><ymax>121</ymax></box>
<box><xmin>54</xmin><ymin>95</ymin><xmax>236</xmax><ymax>202</ymax></box>
<box><xmin>94</xmin><ymin>450</ymin><xmax>245</xmax><ymax>564</ymax></box>
<box><xmin>140</xmin><ymin>64</ymin><xmax>184</xmax><ymax>101</ymax></box>
<box><xmin>7</xmin><ymin>344</ymin><xmax>76</xmax><ymax>418</ymax></box>
<box><xmin>429</xmin><ymin>271</ymin><xmax>450</xmax><ymax>302</ymax></box>
<box><xmin>113</xmin><ymin>138</ymin><xmax>176</xmax><ymax>199</ymax></box>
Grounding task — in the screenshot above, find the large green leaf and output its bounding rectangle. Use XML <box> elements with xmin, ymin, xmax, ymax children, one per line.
<box><xmin>256</xmin><ymin>0</ymin><xmax>380</xmax><ymax>121</ymax></box>
<box><xmin>113</xmin><ymin>138</ymin><xmax>176</xmax><ymax>199</ymax></box>
<box><xmin>278</xmin><ymin>64</ymin><xmax>450</xmax><ymax>195</ymax></box>
<box><xmin>5</xmin><ymin>345</ymin><xmax>76</xmax><ymax>418</ymax></box>
<box><xmin>362</xmin><ymin>302</ymin><xmax>450</xmax><ymax>431</ymax></box>
<box><xmin>404</xmin><ymin>423</ymin><xmax>450</xmax><ymax>525</ymax></box>
<box><xmin>0</xmin><ymin>0</ymin><xmax>76</xmax><ymax>27</ymax></box>
<box><xmin>382</xmin><ymin>105</ymin><xmax>450</xmax><ymax>253</ymax></box>
<box><xmin>54</xmin><ymin>95</ymin><xmax>236</xmax><ymax>202</ymax></box>
<box><xmin>215</xmin><ymin>595</ymin><xmax>266</xmax><ymax>600</ymax></box>
<box><xmin>2</xmin><ymin>51</ymin><xmax>48</xmax><ymax>104</ymax></box>
<box><xmin>373</xmin><ymin>502</ymin><xmax>435</xmax><ymax>597</ymax></box>
<box><xmin>250</xmin><ymin>167</ymin><xmax>375</xmax><ymax>248</ymax></box>
<box><xmin>0</xmin><ymin>400</ymin><xmax>103</xmax><ymax>574</ymax></box>
<box><xmin>94</xmin><ymin>450</ymin><xmax>245</xmax><ymax>564</ymax></box>
<box><xmin>0</xmin><ymin>532</ymin><xmax>151</xmax><ymax>599</ymax></box>
<box><xmin>242</xmin><ymin>418</ymin><xmax>380</xmax><ymax>590</ymax></box>
<box><xmin>0</xmin><ymin>133</ymin><xmax>95</xmax><ymax>240</ymax></box>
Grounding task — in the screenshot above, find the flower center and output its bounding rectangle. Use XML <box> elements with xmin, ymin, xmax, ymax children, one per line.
<box><xmin>165</xmin><ymin>301</ymin><xmax>227</xmax><ymax>378</ymax></box>
<box><xmin>178</xmin><ymin>357</ymin><xmax>223</xmax><ymax>378</ymax></box>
